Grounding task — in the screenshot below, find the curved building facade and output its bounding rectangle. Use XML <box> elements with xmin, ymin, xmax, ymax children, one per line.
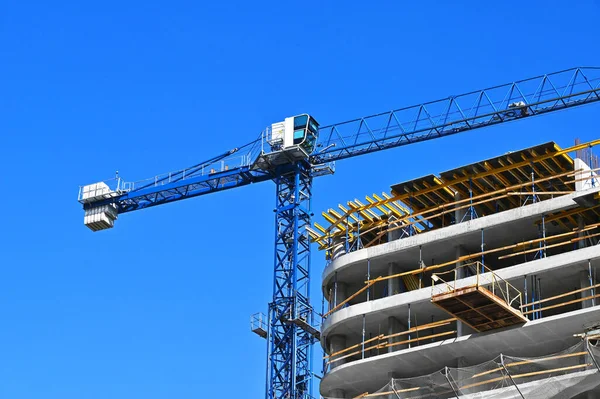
<box><xmin>311</xmin><ymin>141</ymin><xmax>600</xmax><ymax>398</ymax></box>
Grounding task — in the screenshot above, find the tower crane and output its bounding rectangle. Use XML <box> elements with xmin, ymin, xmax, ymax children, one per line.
<box><xmin>78</xmin><ymin>67</ymin><xmax>600</xmax><ymax>399</ymax></box>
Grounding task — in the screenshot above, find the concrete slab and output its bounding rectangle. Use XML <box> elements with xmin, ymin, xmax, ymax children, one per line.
<box><xmin>320</xmin><ymin>306</ymin><xmax>600</xmax><ymax>397</ymax></box>
<box><xmin>322</xmin><ymin>188</ymin><xmax>600</xmax><ymax>294</ymax></box>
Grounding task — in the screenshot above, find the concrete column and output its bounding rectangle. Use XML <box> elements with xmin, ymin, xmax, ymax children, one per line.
<box><xmin>329</xmin><ymin>281</ymin><xmax>348</xmax><ymax>311</ymax></box>
<box><xmin>574</xmin><ymin>157</ymin><xmax>598</xmax><ymax>192</ymax></box>
<box><xmin>580</xmin><ymin>270</ymin><xmax>595</xmax><ymax>309</ymax></box>
<box><xmin>332</xmin><ymin>237</ymin><xmax>347</xmax><ymax>260</ymax></box>
<box><xmin>454</xmin><ymin>357</ymin><xmax>472</xmax><ymax>395</ymax></box>
<box><xmin>334</xmin><ymin>282</ymin><xmax>348</xmax><ymax>308</ymax></box>
<box><xmin>387</xmin><ymin>316</ymin><xmax>407</xmax><ymax>353</ymax></box>
<box><xmin>388</xmin><ymin>218</ymin><xmax>402</xmax><ymax>242</ymax></box>
<box><xmin>579</xmin><ymin>216</ymin><xmax>587</xmax><ymax>249</ymax></box>
<box><xmin>387</xmin><ymin>262</ymin><xmax>405</xmax><ymax>296</ymax></box>
<box><xmin>328</xmin><ymin>335</ymin><xmax>348</xmax><ymax>369</ymax></box>
<box><xmin>328</xmin><ymin>388</ymin><xmax>347</xmax><ymax>398</ymax></box>
<box><xmin>455</xmin><ymin>245</ymin><xmax>473</xmax><ymax>337</ymax></box>
<box><xmin>455</xmin><ymin>192</ymin><xmax>466</xmax><ymax>224</ymax></box>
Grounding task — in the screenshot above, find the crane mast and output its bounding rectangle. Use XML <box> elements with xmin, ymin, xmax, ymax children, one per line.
<box><xmin>78</xmin><ymin>67</ymin><xmax>600</xmax><ymax>398</ymax></box>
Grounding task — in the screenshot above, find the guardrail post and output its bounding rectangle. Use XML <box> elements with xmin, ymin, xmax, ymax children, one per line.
<box><xmin>419</xmin><ymin>245</ymin><xmax>423</xmax><ymax>289</ymax></box>
<box><xmin>501</xmin><ymin>354</ymin><xmax>525</xmax><ymax>399</ymax></box>
<box><xmin>356</xmin><ymin>212</ymin><xmax>361</xmax><ymax>250</ymax></box>
<box><xmin>444</xmin><ymin>366</ymin><xmax>460</xmax><ymax>399</ymax></box>
<box><xmin>537</xmin><ymin>277</ymin><xmax>542</xmax><ymax>318</ymax></box>
<box><xmin>542</xmin><ymin>213</ymin><xmax>547</xmax><ymax>258</ymax></box>
<box><xmin>361</xmin><ymin>314</ymin><xmax>366</xmax><ymax>359</ymax></box>
<box><xmin>586</xmin><ymin>337</ymin><xmax>600</xmax><ymax>372</ymax></box>
<box><xmin>590</xmin><ymin>260</ymin><xmax>595</xmax><ymax>307</ymax></box>
<box><xmin>333</xmin><ymin>272</ymin><xmax>338</xmax><ymax>308</ymax></box>
<box><xmin>344</xmin><ymin>215</ymin><xmax>349</xmax><ymax>252</ymax></box>
<box><xmin>481</xmin><ymin>229</ymin><xmax>485</xmax><ymax>268</ymax></box>
<box><xmin>367</xmin><ymin>259</ymin><xmax>371</xmax><ymax>301</ymax></box>
<box><xmin>524</xmin><ymin>275</ymin><xmax>528</xmax><ymax>319</ymax></box>
<box><xmin>407</xmin><ymin>304</ymin><xmax>411</xmax><ymax>348</ymax></box>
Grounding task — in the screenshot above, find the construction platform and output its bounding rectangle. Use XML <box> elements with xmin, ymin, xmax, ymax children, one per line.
<box><xmin>431</xmin><ymin>262</ymin><xmax>527</xmax><ymax>332</ymax></box>
<box><xmin>432</xmin><ymin>285</ymin><xmax>527</xmax><ymax>332</ymax></box>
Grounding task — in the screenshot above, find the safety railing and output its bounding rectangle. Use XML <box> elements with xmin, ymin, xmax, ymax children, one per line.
<box><xmin>250</xmin><ymin>312</ymin><xmax>268</xmax><ymax>339</ymax></box>
<box><xmin>324</xmin><ymin>317</ymin><xmax>457</xmax><ymax>372</ymax></box>
<box><xmin>340</xmin><ymin>337</ymin><xmax>600</xmax><ymax>399</ymax></box>
<box><xmin>431</xmin><ymin>261</ymin><xmax>522</xmax><ymax>311</ymax></box>
<box><xmin>325</xmin><ymin>219</ymin><xmax>600</xmax><ymax>319</ymax></box>
<box><xmin>77</xmin><ymin>177</ymin><xmax>126</xmax><ymax>202</ymax></box>
<box><xmin>520</xmin><ymin>280</ymin><xmax>600</xmax><ymax>319</ymax></box>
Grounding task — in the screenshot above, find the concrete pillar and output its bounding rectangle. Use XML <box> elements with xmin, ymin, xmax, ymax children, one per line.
<box><xmin>328</xmin><ymin>335</ymin><xmax>348</xmax><ymax>369</ymax></box>
<box><xmin>329</xmin><ymin>281</ymin><xmax>349</xmax><ymax>311</ymax></box>
<box><xmin>455</xmin><ymin>192</ymin><xmax>466</xmax><ymax>224</ymax></box>
<box><xmin>387</xmin><ymin>316</ymin><xmax>407</xmax><ymax>353</ymax></box>
<box><xmin>387</xmin><ymin>262</ymin><xmax>405</xmax><ymax>296</ymax></box>
<box><xmin>388</xmin><ymin>218</ymin><xmax>402</xmax><ymax>241</ymax></box>
<box><xmin>328</xmin><ymin>388</ymin><xmax>347</xmax><ymax>398</ymax></box>
<box><xmin>579</xmin><ymin>216</ymin><xmax>587</xmax><ymax>249</ymax></box>
<box><xmin>580</xmin><ymin>270</ymin><xmax>595</xmax><ymax>309</ymax></box>
<box><xmin>455</xmin><ymin>245</ymin><xmax>474</xmax><ymax>337</ymax></box>
<box><xmin>332</xmin><ymin>237</ymin><xmax>347</xmax><ymax>260</ymax></box>
<box><xmin>334</xmin><ymin>282</ymin><xmax>348</xmax><ymax>308</ymax></box>
<box><xmin>574</xmin><ymin>157</ymin><xmax>598</xmax><ymax>192</ymax></box>
<box><xmin>454</xmin><ymin>357</ymin><xmax>471</xmax><ymax>395</ymax></box>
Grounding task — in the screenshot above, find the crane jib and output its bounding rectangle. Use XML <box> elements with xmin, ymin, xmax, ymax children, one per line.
<box><xmin>77</xmin><ymin>66</ymin><xmax>600</xmax><ymax>399</ymax></box>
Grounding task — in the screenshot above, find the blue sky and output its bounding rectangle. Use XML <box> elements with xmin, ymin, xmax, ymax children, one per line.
<box><xmin>2</xmin><ymin>1</ymin><xmax>600</xmax><ymax>398</ymax></box>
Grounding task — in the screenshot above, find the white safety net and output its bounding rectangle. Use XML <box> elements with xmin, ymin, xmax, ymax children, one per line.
<box><xmin>329</xmin><ymin>338</ymin><xmax>600</xmax><ymax>399</ymax></box>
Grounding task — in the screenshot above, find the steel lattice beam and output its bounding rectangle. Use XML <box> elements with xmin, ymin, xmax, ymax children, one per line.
<box><xmin>267</xmin><ymin>162</ymin><xmax>315</xmax><ymax>399</ymax></box>
<box><xmin>313</xmin><ymin>67</ymin><xmax>600</xmax><ymax>164</ymax></box>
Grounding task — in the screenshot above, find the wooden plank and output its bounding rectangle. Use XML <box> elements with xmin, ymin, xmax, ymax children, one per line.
<box><xmin>382</xmin><ymin>318</ymin><xmax>455</xmax><ymax>341</ymax></box>
<box><xmin>365</xmin><ymin>219</ymin><xmax>599</xmax><ymax>284</ymax></box>
<box><xmin>522</xmin><ymin>293</ymin><xmax>600</xmax><ymax>315</ymax></box>
<box><xmin>507</xmin><ymin>191</ymin><xmax>574</xmax><ymax>195</ymax></box>
<box><xmin>471</xmin><ymin>351</ymin><xmax>587</xmax><ymax>378</ymax></box>
<box><xmin>328</xmin><ymin>319</ymin><xmax>457</xmax><ymax>362</ymax></box>
<box><xmin>324</xmin><ymin>281</ymin><xmax>374</xmax><ymax>317</ymax></box>
<box><xmin>385</xmin><ymin>330</ymin><xmax>457</xmax><ymax>350</ymax></box>
<box><xmin>324</xmin><ymin>334</ymin><xmax>384</xmax><ymax>359</ymax></box>
<box><xmin>328</xmin><ymin>342</ymin><xmax>386</xmax><ymax>365</ymax></box>
<box><xmin>521</xmin><ymin>282</ymin><xmax>600</xmax><ymax>308</ymax></box>
<box><xmin>499</xmin><ymin>231</ymin><xmax>600</xmax><ymax>260</ymax></box>
<box><xmin>512</xmin><ymin>363</ymin><xmax>591</xmax><ymax>379</ymax></box>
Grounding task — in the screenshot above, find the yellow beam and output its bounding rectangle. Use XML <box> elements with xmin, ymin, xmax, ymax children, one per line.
<box><xmin>313</xmin><ymin>222</ymin><xmax>328</xmax><ymax>234</ymax></box>
<box><xmin>354</xmin><ymin>199</ymin><xmax>380</xmax><ymax>219</ymax></box>
<box><xmin>323</xmin><ymin>139</ymin><xmax>600</xmax><ymax>233</ymax></box>
<box><xmin>348</xmin><ymin>201</ymin><xmax>374</xmax><ymax>221</ymax></box>
<box><xmin>338</xmin><ymin>204</ymin><xmax>360</xmax><ymax>223</ymax></box>
<box><xmin>322</xmin><ymin>212</ymin><xmax>346</xmax><ymax>231</ymax></box>
<box><xmin>365</xmin><ymin>195</ymin><xmax>390</xmax><ymax>216</ymax></box>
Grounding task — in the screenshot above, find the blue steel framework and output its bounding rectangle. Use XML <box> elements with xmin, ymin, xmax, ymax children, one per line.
<box><xmin>268</xmin><ymin>162</ymin><xmax>314</xmax><ymax>399</ymax></box>
<box><xmin>79</xmin><ymin>67</ymin><xmax>600</xmax><ymax>399</ymax></box>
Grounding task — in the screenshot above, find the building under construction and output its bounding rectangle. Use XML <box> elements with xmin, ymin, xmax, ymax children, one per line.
<box><xmin>310</xmin><ymin>140</ymin><xmax>600</xmax><ymax>398</ymax></box>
